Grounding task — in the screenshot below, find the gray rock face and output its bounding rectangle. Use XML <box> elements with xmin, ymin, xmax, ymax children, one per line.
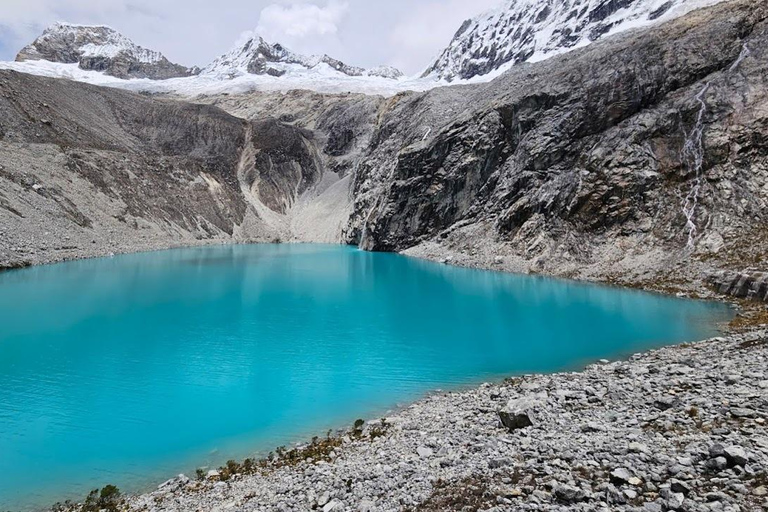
<box><xmin>351</xmin><ymin>0</ymin><xmax>768</xmax><ymax>292</ymax></box>
<box><xmin>710</xmin><ymin>270</ymin><xmax>768</xmax><ymax>302</ymax></box>
<box><xmin>16</xmin><ymin>23</ymin><xmax>196</xmax><ymax>80</ymax></box>
<box><xmin>0</xmin><ymin>70</ymin><xmax>325</xmax><ymax>267</ymax></box>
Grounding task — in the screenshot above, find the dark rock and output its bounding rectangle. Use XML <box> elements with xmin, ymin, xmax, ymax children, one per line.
<box><xmin>553</xmin><ymin>484</ymin><xmax>587</xmax><ymax>503</ymax></box>
<box><xmin>709</xmin><ymin>444</ymin><xmax>726</xmax><ymax>459</ymax></box>
<box><xmin>723</xmin><ymin>446</ymin><xmax>748</xmax><ymax>467</ymax></box>
<box><xmin>498</xmin><ymin>397</ymin><xmax>540</xmax><ymax>431</ymax></box>
<box><xmin>654</xmin><ymin>397</ymin><xmax>678</xmax><ymax>411</ymax></box>
<box><xmin>669</xmin><ymin>479</ymin><xmax>691</xmax><ymax>495</ymax></box>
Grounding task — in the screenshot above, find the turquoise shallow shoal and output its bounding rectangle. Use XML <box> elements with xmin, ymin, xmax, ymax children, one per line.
<box><xmin>0</xmin><ymin>244</ymin><xmax>732</xmax><ymax>510</ymax></box>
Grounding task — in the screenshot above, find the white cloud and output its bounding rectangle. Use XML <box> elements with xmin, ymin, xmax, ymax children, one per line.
<box><xmin>256</xmin><ymin>1</ymin><xmax>348</xmax><ymax>40</ymax></box>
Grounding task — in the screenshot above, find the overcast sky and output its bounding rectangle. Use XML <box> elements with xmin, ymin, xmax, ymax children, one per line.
<box><xmin>0</xmin><ymin>0</ymin><xmax>501</xmax><ymax>74</ymax></box>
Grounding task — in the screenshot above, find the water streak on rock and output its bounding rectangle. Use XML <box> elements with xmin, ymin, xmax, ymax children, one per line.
<box><xmin>681</xmin><ymin>83</ymin><xmax>710</xmax><ymax>249</ymax></box>
<box><xmin>681</xmin><ymin>43</ymin><xmax>751</xmax><ymax>249</ymax></box>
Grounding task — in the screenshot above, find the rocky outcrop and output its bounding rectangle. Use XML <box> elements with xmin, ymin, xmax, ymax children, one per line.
<box><xmin>15</xmin><ymin>23</ymin><xmax>196</xmax><ymax>79</ymax></box>
<box><xmin>365</xmin><ymin>66</ymin><xmax>404</xmax><ymax>80</ymax></box>
<box><xmin>424</xmin><ymin>0</ymin><xmax>726</xmax><ymax>81</ymax></box>
<box><xmin>710</xmin><ymin>270</ymin><xmax>768</xmax><ymax>302</ymax></box>
<box><xmin>247</xmin><ymin>119</ymin><xmax>320</xmax><ymax>214</ymax></box>
<box><xmin>351</xmin><ymin>0</ymin><xmax>768</xmax><ymax>290</ymax></box>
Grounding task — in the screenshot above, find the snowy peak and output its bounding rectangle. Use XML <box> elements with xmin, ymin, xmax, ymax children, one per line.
<box><xmin>203</xmin><ymin>33</ymin><xmax>403</xmax><ymax>80</ymax></box>
<box><xmin>424</xmin><ymin>0</ymin><xmax>725</xmax><ymax>81</ymax></box>
<box><xmin>16</xmin><ymin>22</ymin><xmax>196</xmax><ymax>80</ymax></box>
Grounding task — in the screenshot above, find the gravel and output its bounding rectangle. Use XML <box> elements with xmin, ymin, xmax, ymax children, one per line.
<box><xmin>119</xmin><ymin>329</ymin><xmax>767</xmax><ymax>512</ymax></box>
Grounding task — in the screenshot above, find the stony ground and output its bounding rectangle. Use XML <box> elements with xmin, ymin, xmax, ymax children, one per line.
<box><xmin>113</xmin><ymin>328</ymin><xmax>767</xmax><ymax>512</ymax></box>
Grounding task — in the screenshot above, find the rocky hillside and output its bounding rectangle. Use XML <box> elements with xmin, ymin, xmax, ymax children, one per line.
<box><xmin>424</xmin><ymin>0</ymin><xmax>725</xmax><ymax>81</ymax></box>
<box><xmin>0</xmin><ymin>71</ymin><xmax>352</xmax><ymax>268</ymax></box>
<box><xmin>351</xmin><ymin>0</ymin><xmax>768</xmax><ymax>292</ymax></box>
<box><xmin>16</xmin><ymin>23</ymin><xmax>196</xmax><ymax>79</ymax></box>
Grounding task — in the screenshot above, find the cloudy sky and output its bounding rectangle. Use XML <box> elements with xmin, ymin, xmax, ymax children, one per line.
<box><xmin>0</xmin><ymin>0</ymin><xmax>501</xmax><ymax>75</ymax></box>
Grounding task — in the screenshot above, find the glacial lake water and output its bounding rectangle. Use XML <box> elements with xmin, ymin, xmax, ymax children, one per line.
<box><xmin>0</xmin><ymin>244</ymin><xmax>732</xmax><ymax>510</ymax></box>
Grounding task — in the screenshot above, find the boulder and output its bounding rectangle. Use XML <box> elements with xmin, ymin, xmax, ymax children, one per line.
<box><xmin>416</xmin><ymin>446</ymin><xmax>434</xmax><ymax>458</ymax></box>
<box><xmin>553</xmin><ymin>484</ymin><xmax>587</xmax><ymax>503</ymax></box>
<box><xmin>723</xmin><ymin>446</ymin><xmax>748</xmax><ymax>467</ymax></box>
<box><xmin>498</xmin><ymin>397</ymin><xmax>541</xmax><ymax>431</ymax></box>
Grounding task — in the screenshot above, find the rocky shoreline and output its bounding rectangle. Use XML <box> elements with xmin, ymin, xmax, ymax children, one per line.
<box><xmin>21</xmin><ymin>238</ymin><xmax>756</xmax><ymax>512</ymax></box>
<box><xmin>109</xmin><ymin>324</ymin><xmax>765</xmax><ymax>512</ymax></box>
<box><xmin>5</xmin><ymin>239</ymin><xmax>762</xmax><ymax>512</ymax></box>
<box><xmin>6</xmin><ymin>239</ymin><xmax>766</xmax><ymax>512</ymax></box>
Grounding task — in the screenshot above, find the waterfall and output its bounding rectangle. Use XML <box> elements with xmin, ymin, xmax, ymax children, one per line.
<box><xmin>729</xmin><ymin>43</ymin><xmax>751</xmax><ymax>72</ymax></box>
<box><xmin>680</xmin><ymin>83</ymin><xmax>710</xmax><ymax>249</ymax></box>
<box><xmin>680</xmin><ymin>43</ymin><xmax>750</xmax><ymax>249</ymax></box>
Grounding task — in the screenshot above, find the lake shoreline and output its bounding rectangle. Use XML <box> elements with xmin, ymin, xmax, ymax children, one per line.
<box><xmin>118</xmin><ymin>327</ymin><xmax>767</xmax><ymax>512</ymax></box>
<box><xmin>4</xmin><ymin>242</ymin><xmax>764</xmax><ymax>512</ymax></box>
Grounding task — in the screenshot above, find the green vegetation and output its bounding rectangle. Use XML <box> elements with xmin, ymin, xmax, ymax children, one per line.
<box><xmin>53</xmin><ymin>485</ymin><xmax>123</xmax><ymax>512</ymax></box>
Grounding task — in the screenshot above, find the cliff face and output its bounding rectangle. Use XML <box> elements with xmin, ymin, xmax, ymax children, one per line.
<box><xmin>349</xmin><ymin>0</ymin><xmax>768</xmax><ymax>287</ymax></box>
<box><xmin>2</xmin><ymin>0</ymin><xmax>767</xmax><ymax>298</ymax></box>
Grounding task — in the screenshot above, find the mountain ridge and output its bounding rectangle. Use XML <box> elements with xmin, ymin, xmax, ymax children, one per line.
<box><xmin>15</xmin><ymin>22</ymin><xmax>404</xmax><ymax>85</ymax></box>
<box><xmin>15</xmin><ymin>22</ymin><xmax>197</xmax><ymax>80</ymax></box>
<box><xmin>203</xmin><ymin>32</ymin><xmax>403</xmax><ymax>80</ymax></box>
<box><xmin>423</xmin><ymin>0</ymin><xmax>726</xmax><ymax>81</ymax></box>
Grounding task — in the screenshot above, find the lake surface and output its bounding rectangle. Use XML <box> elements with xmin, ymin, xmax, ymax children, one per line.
<box><xmin>0</xmin><ymin>244</ymin><xmax>732</xmax><ymax>510</ymax></box>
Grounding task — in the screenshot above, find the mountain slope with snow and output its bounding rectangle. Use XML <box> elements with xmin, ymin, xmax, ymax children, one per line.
<box><xmin>2</xmin><ymin>0</ymin><xmax>727</xmax><ymax>96</ymax></box>
<box><xmin>202</xmin><ymin>34</ymin><xmax>403</xmax><ymax>80</ymax></box>
<box><xmin>424</xmin><ymin>0</ymin><xmax>726</xmax><ymax>81</ymax></box>
<box><xmin>4</xmin><ymin>24</ymin><xmax>406</xmax><ymax>96</ymax></box>
<box><xmin>16</xmin><ymin>22</ymin><xmax>196</xmax><ymax>80</ymax></box>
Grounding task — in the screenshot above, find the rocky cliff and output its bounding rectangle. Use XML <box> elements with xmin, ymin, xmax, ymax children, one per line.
<box><xmin>351</xmin><ymin>0</ymin><xmax>767</xmax><ymax>292</ymax></box>
<box><xmin>0</xmin><ymin>71</ymin><xmax>337</xmax><ymax>267</ymax></box>
<box><xmin>15</xmin><ymin>23</ymin><xmax>196</xmax><ymax>79</ymax></box>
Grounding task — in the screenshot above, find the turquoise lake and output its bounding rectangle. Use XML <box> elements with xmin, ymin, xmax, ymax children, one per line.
<box><xmin>0</xmin><ymin>244</ymin><xmax>732</xmax><ymax>510</ymax></box>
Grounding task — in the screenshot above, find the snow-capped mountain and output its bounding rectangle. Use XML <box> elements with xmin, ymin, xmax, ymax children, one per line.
<box><xmin>1</xmin><ymin>0</ymin><xmax>724</xmax><ymax>96</ymax></box>
<box><xmin>16</xmin><ymin>22</ymin><xmax>196</xmax><ymax>80</ymax></box>
<box><xmin>424</xmin><ymin>0</ymin><xmax>725</xmax><ymax>81</ymax></box>
<box><xmin>202</xmin><ymin>34</ymin><xmax>403</xmax><ymax>80</ymax></box>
